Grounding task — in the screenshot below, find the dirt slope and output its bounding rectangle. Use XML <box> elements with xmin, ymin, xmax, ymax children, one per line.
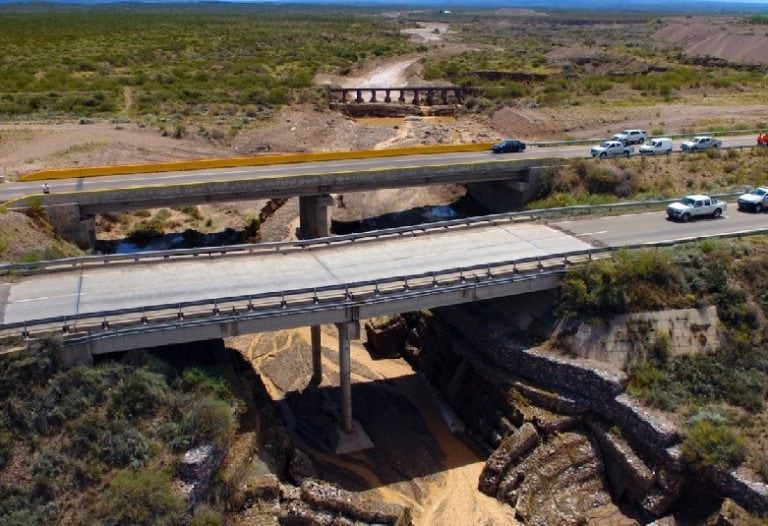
<box><xmin>655</xmin><ymin>18</ymin><xmax>768</xmax><ymax>65</ymax></box>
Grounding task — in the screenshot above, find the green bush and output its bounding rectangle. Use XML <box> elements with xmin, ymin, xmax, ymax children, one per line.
<box><xmin>177</xmin><ymin>368</ymin><xmax>232</xmax><ymax>400</ymax></box>
<box><xmin>191</xmin><ymin>506</ymin><xmax>223</xmax><ymax>526</ymax></box>
<box><xmin>180</xmin><ymin>396</ymin><xmax>236</xmax><ymax>448</ymax></box>
<box><xmin>99</xmin><ymin>468</ymin><xmax>185</xmax><ymax>526</ymax></box>
<box><xmin>682</xmin><ymin>419</ymin><xmax>746</xmax><ymax>471</ymax></box>
<box><xmin>0</xmin><ymin>485</ymin><xmax>58</xmax><ymax>526</ymax></box>
<box><xmin>559</xmin><ymin>249</ymin><xmax>690</xmax><ymax>318</ymax></box>
<box><xmin>97</xmin><ymin>424</ymin><xmax>149</xmax><ymax>468</ymax></box>
<box><xmin>108</xmin><ymin>368</ymin><xmax>168</xmax><ymax>418</ymax></box>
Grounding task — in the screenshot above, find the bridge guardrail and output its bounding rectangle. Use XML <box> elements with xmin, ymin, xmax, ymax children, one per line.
<box><xmin>4</xmin><ymin>227</ymin><xmax>768</xmax><ymax>342</ymax></box>
<box><xmin>0</xmin><ymin>189</ymin><xmax>751</xmax><ymax>275</ymax></box>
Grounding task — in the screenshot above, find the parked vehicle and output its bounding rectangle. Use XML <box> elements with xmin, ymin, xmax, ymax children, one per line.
<box><xmin>681</xmin><ymin>136</ymin><xmax>722</xmax><ymax>152</ymax></box>
<box><xmin>639</xmin><ymin>138</ymin><xmax>673</xmax><ymax>155</ymax></box>
<box><xmin>737</xmin><ymin>186</ymin><xmax>768</xmax><ymax>212</ymax></box>
<box><xmin>757</xmin><ymin>134</ymin><xmax>768</xmax><ymax>147</ymax></box>
<box><xmin>591</xmin><ymin>140</ymin><xmax>633</xmax><ymax>158</ymax></box>
<box><xmin>492</xmin><ymin>139</ymin><xmax>526</xmax><ymax>153</ymax></box>
<box><xmin>612</xmin><ymin>129</ymin><xmax>647</xmax><ymax>145</ymax></box>
<box><xmin>667</xmin><ymin>194</ymin><xmax>726</xmax><ymax>221</ymax></box>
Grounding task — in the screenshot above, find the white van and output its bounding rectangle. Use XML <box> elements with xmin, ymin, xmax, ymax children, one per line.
<box><xmin>639</xmin><ymin>137</ymin><xmax>672</xmax><ymax>155</ymax></box>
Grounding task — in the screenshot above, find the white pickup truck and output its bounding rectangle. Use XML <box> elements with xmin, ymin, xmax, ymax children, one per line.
<box><xmin>591</xmin><ymin>140</ymin><xmax>633</xmax><ymax>158</ymax></box>
<box><xmin>666</xmin><ymin>194</ymin><xmax>727</xmax><ymax>221</ymax></box>
<box><xmin>681</xmin><ymin>136</ymin><xmax>722</xmax><ymax>152</ymax></box>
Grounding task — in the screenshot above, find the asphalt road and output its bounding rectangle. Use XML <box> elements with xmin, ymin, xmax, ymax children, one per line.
<box><xmin>2</xmin><ymin>199</ymin><xmax>766</xmax><ymax>326</ymax></box>
<box><xmin>551</xmin><ymin>203</ymin><xmax>764</xmax><ymax>246</ymax></box>
<box><xmin>1</xmin><ymin>222</ymin><xmax>592</xmax><ymax>324</ymax></box>
<box><xmin>0</xmin><ymin>135</ymin><xmax>757</xmax><ymax>203</ymax></box>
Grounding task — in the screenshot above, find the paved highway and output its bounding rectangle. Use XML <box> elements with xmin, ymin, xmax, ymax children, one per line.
<box><xmin>2</xmin><ymin>201</ymin><xmax>767</xmax><ymax>328</ymax></box>
<box><xmin>1</xmin><ymin>222</ymin><xmax>591</xmax><ymax>324</ymax></box>
<box><xmin>552</xmin><ymin>205</ymin><xmax>762</xmax><ymax>246</ymax></box>
<box><xmin>0</xmin><ymin>135</ymin><xmax>757</xmax><ymax>203</ymax></box>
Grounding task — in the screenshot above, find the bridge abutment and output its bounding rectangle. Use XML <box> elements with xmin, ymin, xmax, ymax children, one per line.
<box><xmin>467</xmin><ymin>167</ymin><xmax>546</xmax><ymax>213</ymax></box>
<box><xmin>45</xmin><ymin>204</ymin><xmax>97</xmax><ymax>250</ymax></box>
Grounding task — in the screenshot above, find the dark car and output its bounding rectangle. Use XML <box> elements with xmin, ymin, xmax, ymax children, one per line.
<box><xmin>492</xmin><ymin>139</ymin><xmax>526</xmax><ymax>154</ymax></box>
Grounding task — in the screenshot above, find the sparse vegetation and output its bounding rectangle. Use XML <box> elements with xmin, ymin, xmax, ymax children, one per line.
<box><xmin>0</xmin><ymin>337</ymin><xmax>240</xmax><ymax>524</ymax></box>
<box><xmin>0</xmin><ymin>4</ymin><xmax>414</xmax><ymax>119</ymax></box>
<box><xmin>560</xmin><ymin>239</ymin><xmax>768</xmax><ymax>479</ymax></box>
<box><xmin>682</xmin><ymin>418</ymin><xmax>746</xmax><ymax>471</ymax></box>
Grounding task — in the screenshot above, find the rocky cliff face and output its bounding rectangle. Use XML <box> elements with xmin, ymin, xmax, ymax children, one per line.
<box><xmin>364</xmin><ymin>291</ymin><xmax>764</xmax><ymax>524</ymax></box>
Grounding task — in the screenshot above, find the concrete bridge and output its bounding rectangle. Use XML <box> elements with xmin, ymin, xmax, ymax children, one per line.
<box><xmin>327</xmin><ymin>86</ymin><xmax>466</xmax><ymax>105</ymax></box>
<box><xmin>8</xmin><ymin>158</ymin><xmax>560</xmax><ymax>249</ymax></box>
<box><xmin>0</xmin><ymin>218</ymin><xmax>592</xmax><ymax>436</ymax></box>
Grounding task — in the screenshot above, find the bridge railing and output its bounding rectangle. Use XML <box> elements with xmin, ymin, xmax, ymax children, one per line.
<box><xmin>3</xmin><ymin>227</ymin><xmax>768</xmax><ymax>343</ymax></box>
<box><xmin>0</xmin><ymin>190</ymin><xmax>750</xmax><ymax>275</ymax></box>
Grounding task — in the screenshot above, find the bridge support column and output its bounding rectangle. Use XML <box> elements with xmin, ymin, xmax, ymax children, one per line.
<box><xmin>355</xmin><ymin>90</ymin><xmax>363</xmax><ymax>103</ymax></box>
<box><xmin>384</xmin><ymin>90</ymin><xmax>391</xmax><ymax>103</ymax></box>
<box><xmin>398</xmin><ymin>90</ymin><xmax>406</xmax><ymax>103</ymax></box>
<box><xmin>311</xmin><ymin>325</ymin><xmax>322</xmax><ymax>384</ymax></box>
<box><xmin>298</xmin><ymin>194</ymin><xmax>334</xmax><ymax>239</ymax></box>
<box><xmin>336</xmin><ymin>320</ymin><xmax>360</xmax><ymax>434</ymax></box>
<box><xmin>412</xmin><ymin>89</ymin><xmax>420</xmax><ymax>105</ymax></box>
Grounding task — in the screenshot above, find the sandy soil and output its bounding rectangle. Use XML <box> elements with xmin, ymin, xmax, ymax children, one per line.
<box><xmin>231</xmin><ymin>326</ymin><xmax>519</xmax><ymax>526</ymax></box>
<box><xmin>655</xmin><ymin>17</ymin><xmax>768</xmax><ymax>65</ymax></box>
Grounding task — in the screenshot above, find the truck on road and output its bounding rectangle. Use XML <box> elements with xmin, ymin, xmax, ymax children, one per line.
<box><xmin>591</xmin><ymin>140</ymin><xmax>633</xmax><ymax>159</ymax></box>
<box><xmin>666</xmin><ymin>194</ymin><xmax>727</xmax><ymax>221</ymax></box>
<box><xmin>681</xmin><ymin>136</ymin><xmax>722</xmax><ymax>152</ymax></box>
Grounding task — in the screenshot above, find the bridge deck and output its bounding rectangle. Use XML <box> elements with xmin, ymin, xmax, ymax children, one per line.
<box><xmin>1</xmin><ymin>222</ymin><xmax>590</xmax><ymax>326</ymax></box>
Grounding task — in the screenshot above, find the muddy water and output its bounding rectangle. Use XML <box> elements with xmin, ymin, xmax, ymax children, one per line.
<box><xmin>235</xmin><ymin>326</ymin><xmax>518</xmax><ymax>526</ymax></box>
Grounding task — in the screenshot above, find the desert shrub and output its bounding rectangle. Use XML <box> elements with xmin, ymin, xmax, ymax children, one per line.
<box><xmin>559</xmin><ymin>249</ymin><xmax>690</xmax><ymax>318</ymax></box>
<box><xmin>68</xmin><ymin>413</ymin><xmax>109</xmax><ymax>458</ymax></box>
<box><xmin>670</xmin><ymin>354</ymin><xmax>765</xmax><ymax>412</ymax></box>
<box><xmin>126</xmin><ymin>221</ymin><xmax>165</xmax><ymax>245</ymax></box>
<box><xmin>626</xmin><ymin>360</ymin><xmax>679</xmax><ymax>411</ymax></box>
<box><xmin>0</xmin><ymin>335</ymin><xmax>59</xmax><ymax>389</ymax></box>
<box><xmin>25</xmin><ymin>197</ymin><xmax>47</xmax><ymax>225</ymax></box>
<box><xmin>172</xmin><ymin>123</ymin><xmax>186</xmax><ymax>139</ymax></box>
<box><xmin>682</xmin><ymin>419</ymin><xmax>746</xmax><ymax>471</ymax></box>
<box><xmin>31</xmin><ymin>447</ymin><xmax>68</xmax><ymax>478</ymax></box>
<box><xmin>177</xmin><ymin>368</ymin><xmax>232</xmax><ymax>400</ymax></box>
<box><xmin>0</xmin><ymin>485</ymin><xmax>58</xmax><ymax>526</ymax></box>
<box><xmin>242</xmin><ymin>215</ymin><xmax>261</xmax><ymax>239</ymax></box>
<box><xmin>0</xmin><ymin>433</ymin><xmax>12</xmax><ymax>469</ymax></box>
<box><xmin>134</xmin><ymin>209</ymin><xmax>152</xmax><ymax>218</ymax></box>
<box><xmin>99</xmin><ymin>467</ymin><xmax>185</xmax><ymax>526</ymax></box>
<box><xmin>181</xmin><ymin>206</ymin><xmax>202</xmax><ymax>221</ymax></box>
<box><xmin>97</xmin><ymin>424</ymin><xmax>149</xmax><ymax>468</ymax></box>
<box><xmin>179</xmin><ymin>396</ymin><xmax>236</xmax><ymax>449</ymax></box>
<box><xmin>108</xmin><ymin>368</ymin><xmax>168</xmax><ymax>418</ymax></box>
<box><xmin>44</xmin><ymin>365</ymin><xmax>113</xmax><ymax>428</ymax></box>
<box><xmin>191</xmin><ymin>506</ymin><xmax>223</xmax><ymax>526</ymax></box>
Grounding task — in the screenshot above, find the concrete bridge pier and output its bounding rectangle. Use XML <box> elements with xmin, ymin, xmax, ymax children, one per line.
<box><xmin>311</xmin><ymin>325</ymin><xmax>322</xmax><ymax>384</ymax></box>
<box><xmin>336</xmin><ymin>320</ymin><xmax>360</xmax><ymax>434</ymax></box>
<box><xmin>298</xmin><ymin>194</ymin><xmax>334</xmax><ymax>238</ymax></box>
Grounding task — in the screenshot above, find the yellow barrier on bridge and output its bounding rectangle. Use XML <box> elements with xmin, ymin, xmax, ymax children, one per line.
<box><xmin>19</xmin><ymin>143</ymin><xmax>496</xmax><ymax>182</ymax></box>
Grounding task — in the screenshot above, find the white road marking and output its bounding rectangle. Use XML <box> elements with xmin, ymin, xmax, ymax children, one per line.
<box><xmin>575</xmin><ymin>231</ymin><xmax>607</xmax><ymax>236</ymax></box>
